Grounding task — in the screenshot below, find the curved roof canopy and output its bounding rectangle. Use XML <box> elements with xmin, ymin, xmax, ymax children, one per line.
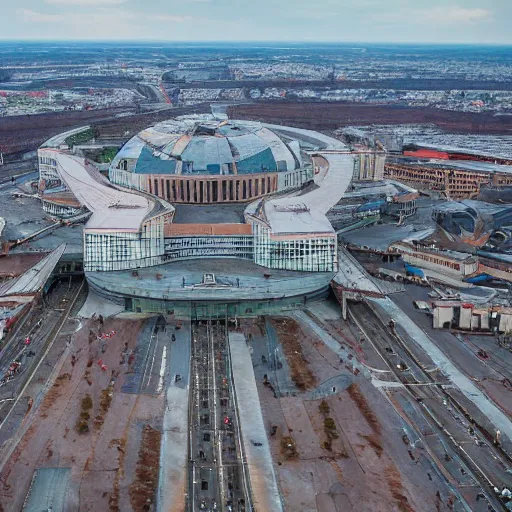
<box><xmin>111</xmin><ymin>116</ymin><xmax>300</xmax><ymax>176</ymax></box>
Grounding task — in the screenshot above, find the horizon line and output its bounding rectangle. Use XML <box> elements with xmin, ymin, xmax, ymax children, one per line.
<box><xmin>0</xmin><ymin>39</ymin><xmax>511</xmax><ymax>46</ymax></box>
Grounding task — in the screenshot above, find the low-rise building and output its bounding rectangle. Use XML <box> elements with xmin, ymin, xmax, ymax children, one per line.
<box><xmin>385</xmin><ymin>158</ymin><xmax>512</xmax><ymax>199</ymax></box>
<box><xmin>390</xmin><ymin>241</ymin><xmax>479</xmax><ymax>281</ymax></box>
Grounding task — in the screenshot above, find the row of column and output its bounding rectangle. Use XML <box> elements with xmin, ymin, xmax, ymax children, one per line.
<box><xmin>147</xmin><ymin>174</ymin><xmax>279</xmax><ymax>203</ymax></box>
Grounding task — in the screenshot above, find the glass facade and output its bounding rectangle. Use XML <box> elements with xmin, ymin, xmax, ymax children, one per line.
<box><xmin>39</xmin><ymin>145</ymin><xmax>337</xmax><ymax>276</ymax></box>
<box><xmin>84</xmin><ymin>215</ymin><xmax>166</xmax><ymax>272</ymax></box>
<box><xmin>42</xmin><ymin>201</ymin><xmax>82</xmax><ymax>218</ymax></box>
<box><xmin>252</xmin><ymin>222</ymin><xmax>337</xmax><ymax>272</ymax></box>
<box><xmin>277</xmin><ymin>167</ymin><xmax>312</xmax><ymax>190</ymax></box>
<box><xmin>165</xmin><ymin>235</ymin><xmax>254</xmax><ymax>261</ymax></box>
<box><xmin>38</xmin><ymin>152</ymin><xmax>61</xmax><ymax>186</ymax></box>
<box><xmin>123</xmin><ymin>296</ymin><xmax>328</xmax><ymax>319</ymax></box>
<box><xmin>110</xmin><ymin>167</ymin><xmax>313</xmax><ymax>203</ymax></box>
<box><xmin>109</xmin><ymin>168</ymin><xmax>146</xmax><ymax>191</ymax></box>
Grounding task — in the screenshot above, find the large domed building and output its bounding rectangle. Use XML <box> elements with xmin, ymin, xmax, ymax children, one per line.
<box><xmin>38</xmin><ymin>115</ymin><xmax>357</xmax><ymax>316</ymax></box>
<box><xmin>109</xmin><ymin>117</ymin><xmax>308</xmax><ymax>203</ymax></box>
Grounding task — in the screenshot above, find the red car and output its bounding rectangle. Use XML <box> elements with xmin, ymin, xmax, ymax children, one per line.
<box><xmin>477</xmin><ymin>349</ymin><xmax>489</xmax><ymax>360</ymax></box>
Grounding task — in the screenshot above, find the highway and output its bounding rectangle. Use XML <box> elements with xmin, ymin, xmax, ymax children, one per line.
<box><xmin>349</xmin><ymin>301</ymin><xmax>512</xmax><ymax>512</ymax></box>
<box><xmin>188</xmin><ymin>320</ymin><xmax>249</xmax><ymax>512</ymax></box>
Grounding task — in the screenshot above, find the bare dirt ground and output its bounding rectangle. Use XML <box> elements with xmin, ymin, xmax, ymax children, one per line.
<box><xmin>0</xmin><ymin>104</ymin><xmax>211</xmax><ymax>157</ymax></box>
<box><xmin>229</xmin><ymin>101</ymin><xmax>512</xmax><ymax>135</ymax></box>
<box><xmin>269</xmin><ymin>317</ymin><xmax>318</xmax><ymax>391</ymax></box>
<box><xmin>0</xmin><ymin>317</ymin><xmax>164</xmax><ymax>511</ymax></box>
<box><xmin>0</xmin><ymin>252</ymin><xmax>47</xmax><ymax>277</ymax></box>
<box><xmin>257</xmin><ymin>315</ymin><xmax>457</xmax><ymax>512</ymax></box>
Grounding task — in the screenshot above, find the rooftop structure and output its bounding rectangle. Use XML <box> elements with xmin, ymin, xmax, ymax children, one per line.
<box><xmin>111</xmin><ymin>117</ymin><xmax>300</xmax><ymax>175</ymax></box>
<box><xmin>37</xmin><ymin>117</ymin><xmax>357</xmax><ymax>310</ymax></box>
<box><xmin>108</xmin><ymin>117</ymin><xmax>308</xmax><ymax>204</ymax></box>
<box><xmin>51</xmin><ymin>152</ymin><xmax>164</xmax><ymax>231</ymax></box>
<box><xmin>0</xmin><ymin>243</ymin><xmax>66</xmax><ymax>301</ymax></box>
<box><xmin>0</xmin><ymin>243</ymin><xmax>66</xmax><ymax>340</ymax></box>
<box><xmin>262</xmin><ymin>153</ymin><xmax>353</xmax><ymax>236</ymax></box>
<box><xmin>432</xmin><ymin>200</ymin><xmax>512</xmax><ymax>248</ymax></box>
<box><xmin>38</xmin><ymin>149</ymin><xmax>175</xmax><ymax>272</ymax></box>
<box><xmin>404</xmin><ymin>144</ymin><xmax>512</xmax><ymax>164</ymax></box>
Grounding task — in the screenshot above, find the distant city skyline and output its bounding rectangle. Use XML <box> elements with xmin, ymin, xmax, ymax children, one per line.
<box><xmin>0</xmin><ymin>1</ymin><xmax>510</xmax><ymax>44</ymax></box>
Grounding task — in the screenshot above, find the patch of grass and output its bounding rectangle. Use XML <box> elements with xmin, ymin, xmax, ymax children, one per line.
<box><xmin>270</xmin><ymin>318</ymin><xmax>317</xmax><ymax>391</ymax></box>
<box><xmin>323</xmin><ymin>416</ymin><xmax>339</xmax><ymax>443</ymax></box>
<box><xmin>94</xmin><ymin>388</ymin><xmax>114</xmax><ymax>431</ymax></box>
<box><xmin>386</xmin><ymin>464</ymin><xmax>414</xmax><ymax>512</ymax></box>
<box><xmin>324</xmin><ymin>417</ymin><xmax>336</xmax><ymax>430</ymax></box>
<box><xmin>76</xmin><ymin>419</ymin><xmax>89</xmax><ymax>434</ymax></box>
<box><xmin>128</xmin><ymin>425</ymin><xmax>162</xmax><ymax>511</ymax></box>
<box><xmin>77</xmin><ymin>394</ymin><xmax>93</xmax><ymax>433</ymax></box>
<box><xmin>100</xmin><ymin>389</ymin><xmax>112</xmax><ymax>413</ymax></box>
<box><xmin>360</xmin><ymin>433</ymin><xmax>383</xmax><ymax>458</ymax></box>
<box><xmin>98</xmin><ymin>147</ymin><xmax>118</xmax><ymax>163</ymax></box>
<box><xmin>65</xmin><ymin>128</ymin><xmax>97</xmax><ymax>147</ymax></box>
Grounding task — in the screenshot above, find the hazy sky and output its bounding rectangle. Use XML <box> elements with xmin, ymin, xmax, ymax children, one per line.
<box><xmin>0</xmin><ymin>0</ymin><xmax>510</xmax><ymax>43</ymax></box>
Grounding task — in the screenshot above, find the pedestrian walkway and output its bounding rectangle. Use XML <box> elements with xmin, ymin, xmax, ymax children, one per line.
<box><xmin>228</xmin><ymin>332</ymin><xmax>283</xmax><ymax>512</ymax></box>
<box><xmin>157</xmin><ymin>321</ymin><xmax>191</xmax><ymax>512</ymax></box>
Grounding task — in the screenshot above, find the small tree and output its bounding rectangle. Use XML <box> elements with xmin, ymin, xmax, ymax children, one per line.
<box><xmin>81</xmin><ymin>394</ymin><xmax>93</xmax><ymax>410</ymax></box>
<box><xmin>319</xmin><ymin>400</ymin><xmax>330</xmax><ymax>415</ymax></box>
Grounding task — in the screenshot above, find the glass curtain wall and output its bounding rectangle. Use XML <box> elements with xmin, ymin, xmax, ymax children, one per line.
<box><xmin>252</xmin><ymin>222</ymin><xmax>337</xmax><ymax>272</ymax></box>
<box><xmin>165</xmin><ymin>235</ymin><xmax>254</xmax><ymax>260</ymax></box>
<box><xmin>109</xmin><ymin>168</ymin><xmax>146</xmax><ymax>191</ymax></box>
<box><xmin>38</xmin><ymin>152</ymin><xmax>61</xmax><ymax>187</ymax></box>
<box><xmin>84</xmin><ymin>215</ymin><xmax>166</xmax><ymax>271</ymax></box>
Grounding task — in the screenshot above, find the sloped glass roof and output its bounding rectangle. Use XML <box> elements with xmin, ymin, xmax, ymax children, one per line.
<box><xmin>111</xmin><ymin>116</ymin><xmax>302</xmax><ymax>176</ymax></box>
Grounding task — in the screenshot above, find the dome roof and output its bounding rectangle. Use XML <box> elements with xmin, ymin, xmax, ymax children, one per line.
<box><xmin>111</xmin><ymin>117</ymin><xmax>301</xmax><ymax>176</ymax></box>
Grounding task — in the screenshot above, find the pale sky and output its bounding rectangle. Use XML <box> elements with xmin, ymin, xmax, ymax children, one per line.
<box><xmin>0</xmin><ymin>0</ymin><xmax>510</xmax><ymax>43</ymax></box>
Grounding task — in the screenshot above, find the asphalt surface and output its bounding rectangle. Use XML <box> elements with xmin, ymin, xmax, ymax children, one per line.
<box><xmin>173</xmin><ymin>204</ymin><xmax>246</xmax><ymax>225</ymax></box>
<box><xmin>0</xmin><ymin>177</ymin><xmax>83</xmax><ymax>253</ymax></box>
<box><xmin>349</xmin><ymin>301</ymin><xmax>512</xmax><ymax>512</ymax></box>
<box><xmin>391</xmin><ymin>287</ymin><xmax>512</xmax><ymax>383</ymax></box>
<box><xmin>22</xmin><ymin>468</ymin><xmax>71</xmax><ymax>512</ymax></box>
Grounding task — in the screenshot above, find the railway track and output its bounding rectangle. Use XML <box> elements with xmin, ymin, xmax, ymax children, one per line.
<box><xmin>0</xmin><ymin>279</ymin><xmax>83</xmax><ymax>405</ymax></box>
<box><xmin>349</xmin><ymin>301</ymin><xmax>512</xmax><ymax>512</ymax></box>
<box><xmin>0</xmin><ymin>278</ymin><xmax>85</xmax><ymax>472</ymax></box>
<box><xmin>188</xmin><ymin>320</ymin><xmax>250</xmax><ymax>512</ymax></box>
<box><xmin>458</xmin><ymin>334</ymin><xmax>512</xmax><ymax>384</ymax></box>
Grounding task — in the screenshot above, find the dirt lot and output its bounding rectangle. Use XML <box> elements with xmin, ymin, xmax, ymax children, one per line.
<box><xmin>0</xmin><ymin>252</ymin><xmax>47</xmax><ymax>277</ymax></box>
<box><xmin>257</xmin><ymin>314</ymin><xmax>457</xmax><ymax>512</ymax></box>
<box><xmin>0</xmin><ymin>318</ymin><xmax>164</xmax><ymax>511</ymax></box>
<box><xmin>0</xmin><ymin>104</ymin><xmax>211</xmax><ymax>156</ymax></box>
<box><xmin>269</xmin><ymin>317</ymin><xmax>318</xmax><ymax>391</ymax></box>
<box><xmin>229</xmin><ymin>102</ymin><xmax>512</xmax><ymax>134</ymax></box>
